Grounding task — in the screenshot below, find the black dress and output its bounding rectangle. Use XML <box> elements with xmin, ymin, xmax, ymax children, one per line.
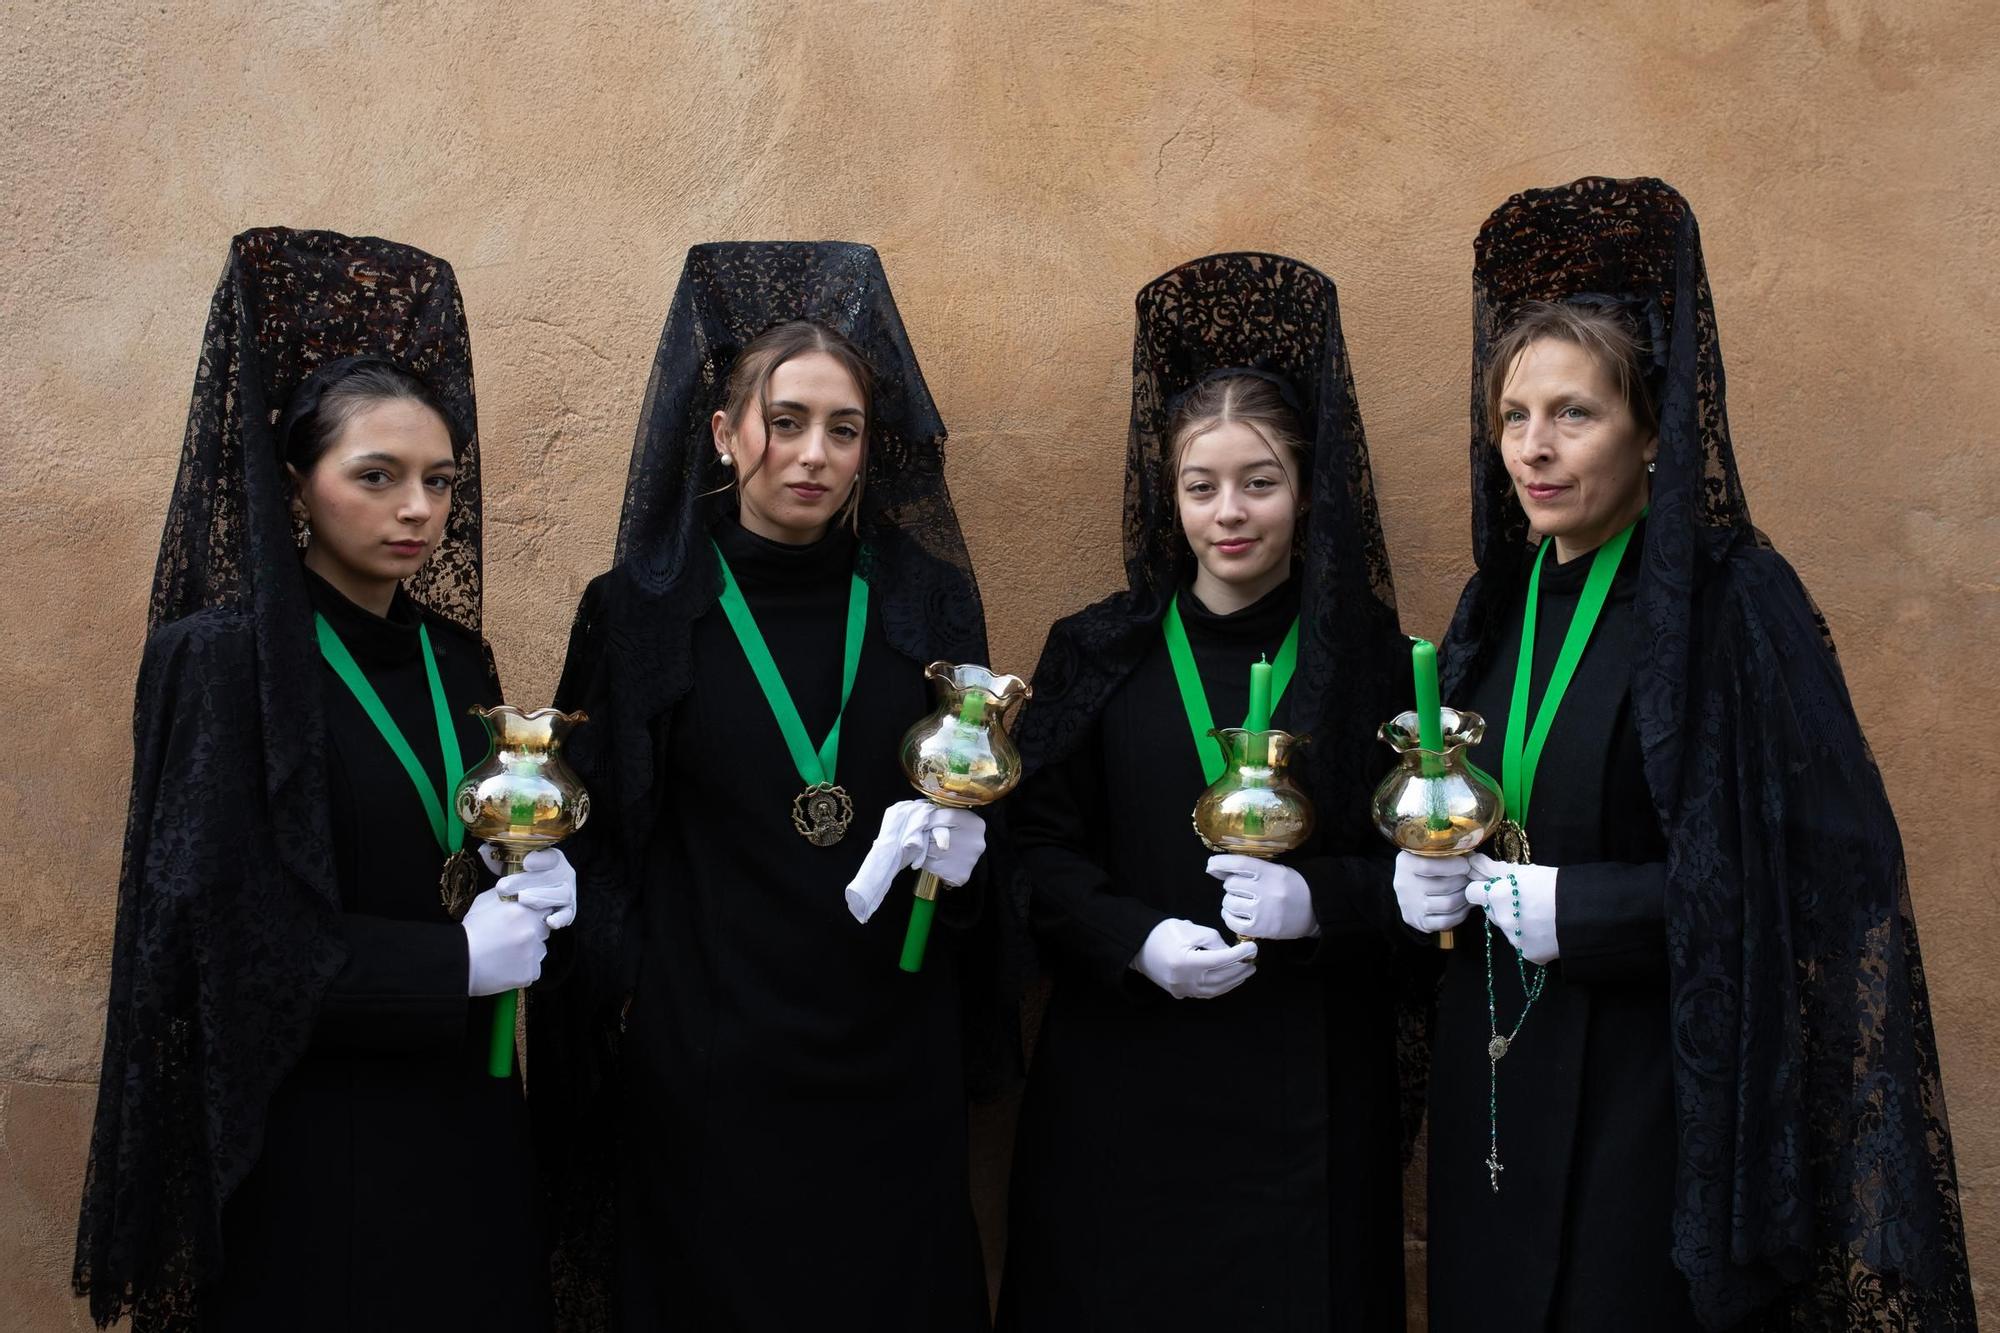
<box><xmin>1000</xmin><ymin>579</ymin><xmax>1406</xmax><ymax>1333</ymax></box>
<box><xmin>613</xmin><ymin>518</ymin><xmax>989</xmax><ymax>1331</ymax></box>
<box><xmin>211</xmin><ymin>571</ymin><xmax>547</xmax><ymax>1331</ymax></box>
<box><xmin>1427</xmin><ymin>524</ymin><xmax>1689</xmax><ymax>1332</ymax></box>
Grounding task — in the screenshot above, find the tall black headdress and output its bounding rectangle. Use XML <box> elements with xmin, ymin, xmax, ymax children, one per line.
<box><xmin>538</xmin><ymin>243</ymin><xmax>1002</xmax><ymax>1317</ymax></box>
<box><xmin>1015</xmin><ymin>251</ymin><xmax>1404</xmax><ymax>831</ymax></box>
<box><xmin>75</xmin><ymin>228</ymin><xmax>483</xmax><ymax>1329</ymax></box>
<box><xmin>1443</xmin><ymin>177</ymin><xmax>1971</xmax><ymax>1327</ymax></box>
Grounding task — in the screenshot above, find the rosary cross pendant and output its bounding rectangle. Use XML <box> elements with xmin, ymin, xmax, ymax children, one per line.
<box><xmin>1485</xmin><ymin>1151</ymin><xmax>1505</xmax><ymax>1193</ymax></box>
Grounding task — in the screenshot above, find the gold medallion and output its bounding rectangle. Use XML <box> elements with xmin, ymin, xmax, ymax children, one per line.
<box><xmin>1490</xmin><ymin>818</ymin><xmax>1533</xmax><ymax>865</ymax></box>
<box><xmin>791</xmin><ymin>782</ymin><xmax>855</xmax><ymax>846</ymax></box>
<box><xmin>438</xmin><ymin>847</ymin><xmax>481</xmax><ymax>919</ymax></box>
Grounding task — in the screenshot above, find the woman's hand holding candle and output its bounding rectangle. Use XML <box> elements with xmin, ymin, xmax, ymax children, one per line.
<box><xmin>844</xmin><ymin>800</ymin><xmax>989</xmax><ymax>923</ymax></box>
<box><xmin>478</xmin><ymin>845</ymin><xmax>579</xmax><ymax>929</ymax></box>
<box><xmin>1207</xmin><ymin>854</ymin><xmax>1320</xmax><ymax>939</ymax></box>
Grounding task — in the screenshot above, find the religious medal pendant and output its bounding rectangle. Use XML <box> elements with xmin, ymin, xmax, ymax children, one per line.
<box><xmin>1491</xmin><ymin>817</ymin><xmax>1533</xmax><ymax>864</ymax></box>
<box><xmin>437</xmin><ymin>847</ymin><xmax>481</xmax><ymax>919</ymax></box>
<box><xmin>1487</xmin><ymin>1035</ymin><xmax>1510</xmax><ymax>1062</ymax></box>
<box><xmin>792</xmin><ymin>781</ymin><xmax>855</xmax><ymax>846</ymax></box>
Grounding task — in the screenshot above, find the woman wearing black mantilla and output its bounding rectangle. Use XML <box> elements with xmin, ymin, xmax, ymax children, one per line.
<box><xmin>74</xmin><ymin>229</ymin><xmax>569</xmax><ymax>1330</ymax></box>
<box><xmin>997</xmin><ymin>253</ymin><xmax>1419</xmax><ymax>1332</ymax></box>
<box><xmin>537</xmin><ymin>242</ymin><xmax>1017</xmax><ymax>1330</ymax></box>
<box><xmin>1391</xmin><ymin>177</ymin><xmax>1974</xmax><ymax>1330</ymax></box>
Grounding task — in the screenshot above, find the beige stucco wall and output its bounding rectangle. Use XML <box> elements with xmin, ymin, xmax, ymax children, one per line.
<box><xmin>4</xmin><ymin>0</ymin><xmax>1995</xmax><ymax>1324</ymax></box>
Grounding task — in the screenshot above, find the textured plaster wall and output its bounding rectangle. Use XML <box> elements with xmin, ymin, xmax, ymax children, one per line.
<box><xmin>3</xmin><ymin>0</ymin><xmax>1995</xmax><ymax>1325</ymax></box>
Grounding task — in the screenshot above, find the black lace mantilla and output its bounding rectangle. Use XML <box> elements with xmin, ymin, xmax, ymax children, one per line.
<box><xmin>1011</xmin><ymin>252</ymin><xmax>1425</xmax><ymax>1149</ymax></box>
<box><xmin>537</xmin><ymin>242</ymin><xmax>1013</xmax><ymax>1328</ymax></box>
<box><xmin>1441</xmin><ymin>177</ymin><xmax>1972</xmax><ymax>1329</ymax></box>
<box><xmin>1015</xmin><ymin>252</ymin><xmax>1402</xmax><ymax>793</ymax></box>
<box><xmin>75</xmin><ymin>228</ymin><xmax>485</xmax><ymax>1330</ymax></box>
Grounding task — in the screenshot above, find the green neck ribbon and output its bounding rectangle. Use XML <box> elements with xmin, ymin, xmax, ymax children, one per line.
<box><xmin>711</xmin><ymin>540</ymin><xmax>869</xmax><ymax>787</ymax></box>
<box><xmin>1161</xmin><ymin>599</ymin><xmax>1301</xmax><ymax>785</ymax></box>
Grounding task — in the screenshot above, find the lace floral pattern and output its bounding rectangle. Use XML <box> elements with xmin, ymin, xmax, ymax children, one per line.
<box><xmin>77</xmin><ymin>229</ymin><xmax>485</xmax><ymax>1330</ymax></box>
<box><xmin>1440</xmin><ymin>177</ymin><xmax>1972</xmax><ymax>1329</ymax></box>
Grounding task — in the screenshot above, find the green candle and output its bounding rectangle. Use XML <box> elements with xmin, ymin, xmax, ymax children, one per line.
<box><xmin>1246</xmin><ymin>655</ymin><xmax>1273</xmax><ymax>732</ymax></box>
<box><xmin>1411</xmin><ymin>638</ymin><xmax>1443</xmax><ymax>752</ymax></box>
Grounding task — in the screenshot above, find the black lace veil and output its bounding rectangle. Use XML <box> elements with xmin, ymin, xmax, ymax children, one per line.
<box><xmin>1015</xmin><ymin>251</ymin><xmax>1404</xmax><ymax>821</ymax></box>
<box><xmin>1442</xmin><ymin>177</ymin><xmax>1971</xmax><ymax>1328</ymax></box>
<box><xmin>75</xmin><ymin>228</ymin><xmax>483</xmax><ymax>1329</ymax></box>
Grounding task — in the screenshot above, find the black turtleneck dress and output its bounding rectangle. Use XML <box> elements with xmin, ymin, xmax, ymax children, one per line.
<box><xmin>212</xmin><ymin>571</ymin><xmax>547</xmax><ymax>1331</ymax></box>
<box><xmin>1427</xmin><ymin>524</ymin><xmax>1688</xmax><ymax>1331</ymax></box>
<box><xmin>999</xmin><ymin>579</ymin><xmax>1407</xmax><ymax>1333</ymax></box>
<box><xmin>614</xmin><ymin>520</ymin><xmax>989</xmax><ymax>1331</ymax></box>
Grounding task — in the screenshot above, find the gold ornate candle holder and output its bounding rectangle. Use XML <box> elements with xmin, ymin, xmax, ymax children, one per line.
<box><xmin>455</xmin><ymin>704</ymin><xmax>590</xmax><ymax>1077</ymax></box>
<box><xmin>1192</xmin><ymin>727</ymin><xmax>1315</xmax><ymax>945</ymax></box>
<box><xmin>1370</xmin><ymin>707</ymin><xmax>1502</xmax><ymax>949</ymax></box>
<box><xmin>895</xmin><ymin>662</ymin><xmax>1031</xmax><ymax>973</ymax></box>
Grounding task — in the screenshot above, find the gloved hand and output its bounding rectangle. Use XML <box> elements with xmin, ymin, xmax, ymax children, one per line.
<box><xmin>1466</xmin><ymin>852</ymin><xmax>1560</xmax><ymax>965</ymax></box>
<box><xmin>462</xmin><ymin>886</ymin><xmax>554</xmax><ymax>997</ymax></box>
<box><xmin>479</xmin><ymin>845</ymin><xmax>578</xmax><ymax>929</ymax></box>
<box><xmin>1206</xmin><ymin>855</ymin><xmax>1320</xmax><ymax>939</ymax></box>
<box><xmin>844</xmin><ymin>800</ymin><xmax>989</xmax><ymax>924</ymax></box>
<box><xmin>1393</xmin><ymin>851</ymin><xmax>1475</xmax><ymax>935</ymax></box>
<box><xmin>1129</xmin><ymin>917</ymin><xmax>1259</xmax><ymax>999</ymax></box>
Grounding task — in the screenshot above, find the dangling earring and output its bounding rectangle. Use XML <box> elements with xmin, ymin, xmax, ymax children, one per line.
<box><xmin>1647</xmin><ymin>461</ymin><xmax>1657</xmax><ymax>474</ymax></box>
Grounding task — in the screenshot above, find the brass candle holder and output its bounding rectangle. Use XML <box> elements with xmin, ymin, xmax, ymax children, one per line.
<box><xmin>1369</xmin><ymin>707</ymin><xmax>1502</xmax><ymax>949</ymax></box>
<box><xmin>1191</xmin><ymin>727</ymin><xmax>1315</xmax><ymax>945</ymax></box>
<box><xmin>895</xmin><ymin>662</ymin><xmax>1030</xmax><ymax>973</ymax></box>
<box><xmin>455</xmin><ymin>704</ymin><xmax>591</xmax><ymax>1076</ymax></box>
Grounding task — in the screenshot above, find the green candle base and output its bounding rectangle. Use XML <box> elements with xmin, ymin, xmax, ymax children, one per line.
<box><xmin>900</xmin><ymin>895</ymin><xmax>938</xmax><ymax>973</ymax></box>
<box><xmin>489</xmin><ymin>988</ymin><xmax>519</xmax><ymax>1078</ymax></box>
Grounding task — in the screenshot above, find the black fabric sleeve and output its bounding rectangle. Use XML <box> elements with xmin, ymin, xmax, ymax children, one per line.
<box><xmin>1295</xmin><ymin>848</ymin><xmax>1408</xmax><ymax>942</ymax></box>
<box><xmin>1554</xmin><ymin>860</ymin><xmax>1667</xmax><ymax>985</ymax></box>
<box><xmin>313</xmin><ymin>913</ymin><xmax>470</xmax><ymax>1050</ymax></box>
<box><xmin>1015</xmin><ymin>724</ymin><xmax>1168</xmax><ymax>985</ymax></box>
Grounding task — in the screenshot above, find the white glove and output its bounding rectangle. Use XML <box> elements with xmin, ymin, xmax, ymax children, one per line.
<box><xmin>462</xmin><ymin>886</ymin><xmax>554</xmax><ymax>996</ymax></box>
<box><xmin>1393</xmin><ymin>851</ymin><xmax>1475</xmax><ymax>935</ymax></box>
<box><xmin>1206</xmin><ymin>855</ymin><xmax>1320</xmax><ymax>940</ymax></box>
<box><xmin>844</xmin><ymin>800</ymin><xmax>989</xmax><ymax>924</ymax></box>
<box><xmin>1130</xmin><ymin>918</ymin><xmax>1259</xmax><ymax>1000</ymax></box>
<box><xmin>478</xmin><ymin>844</ymin><xmax>578</xmax><ymax>929</ymax></box>
<box><xmin>1466</xmin><ymin>852</ymin><xmax>1560</xmax><ymax>965</ymax></box>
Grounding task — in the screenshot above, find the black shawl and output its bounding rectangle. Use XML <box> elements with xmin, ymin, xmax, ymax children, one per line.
<box><xmin>1440</xmin><ymin>176</ymin><xmax>1972</xmax><ymax>1329</ymax></box>
<box><xmin>74</xmin><ymin>228</ymin><xmax>486</xmax><ymax>1329</ymax></box>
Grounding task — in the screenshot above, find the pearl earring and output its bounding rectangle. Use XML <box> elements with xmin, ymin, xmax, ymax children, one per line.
<box><xmin>718</xmin><ymin>451</ymin><xmax>734</xmax><ymax>467</ymax></box>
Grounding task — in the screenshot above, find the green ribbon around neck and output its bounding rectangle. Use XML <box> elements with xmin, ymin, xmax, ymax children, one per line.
<box><xmin>1161</xmin><ymin>599</ymin><xmax>1301</xmax><ymax>785</ymax></box>
<box><xmin>314</xmin><ymin>614</ymin><xmax>465</xmax><ymax>855</ymax></box>
<box><xmin>1501</xmin><ymin>518</ymin><xmax>1639</xmax><ymax>826</ymax></box>
<box><xmin>711</xmin><ymin>540</ymin><xmax>869</xmax><ymax>787</ymax></box>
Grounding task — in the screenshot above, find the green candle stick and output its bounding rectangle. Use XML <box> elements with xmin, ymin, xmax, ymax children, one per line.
<box><xmin>900</xmin><ymin>690</ymin><xmax>992</xmax><ymax>974</ymax></box>
<box><xmin>1411</xmin><ymin>637</ymin><xmax>1451</xmax><ymax>831</ymax></box>
<box><xmin>1246</xmin><ymin>654</ymin><xmax>1273</xmax><ymax>732</ymax></box>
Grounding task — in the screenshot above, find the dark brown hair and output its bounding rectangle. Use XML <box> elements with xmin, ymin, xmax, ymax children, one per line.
<box><xmin>1484</xmin><ymin>300</ymin><xmax>1660</xmax><ymax>443</ymax></box>
<box><xmin>719</xmin><ymin>319</ymin><xmax>876</xmax><ymax>530</ymax></box>
<box><xmin>286</xmin><ymin>361</ymin><xmax>456</xmax><ymax>473</ymax></box>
